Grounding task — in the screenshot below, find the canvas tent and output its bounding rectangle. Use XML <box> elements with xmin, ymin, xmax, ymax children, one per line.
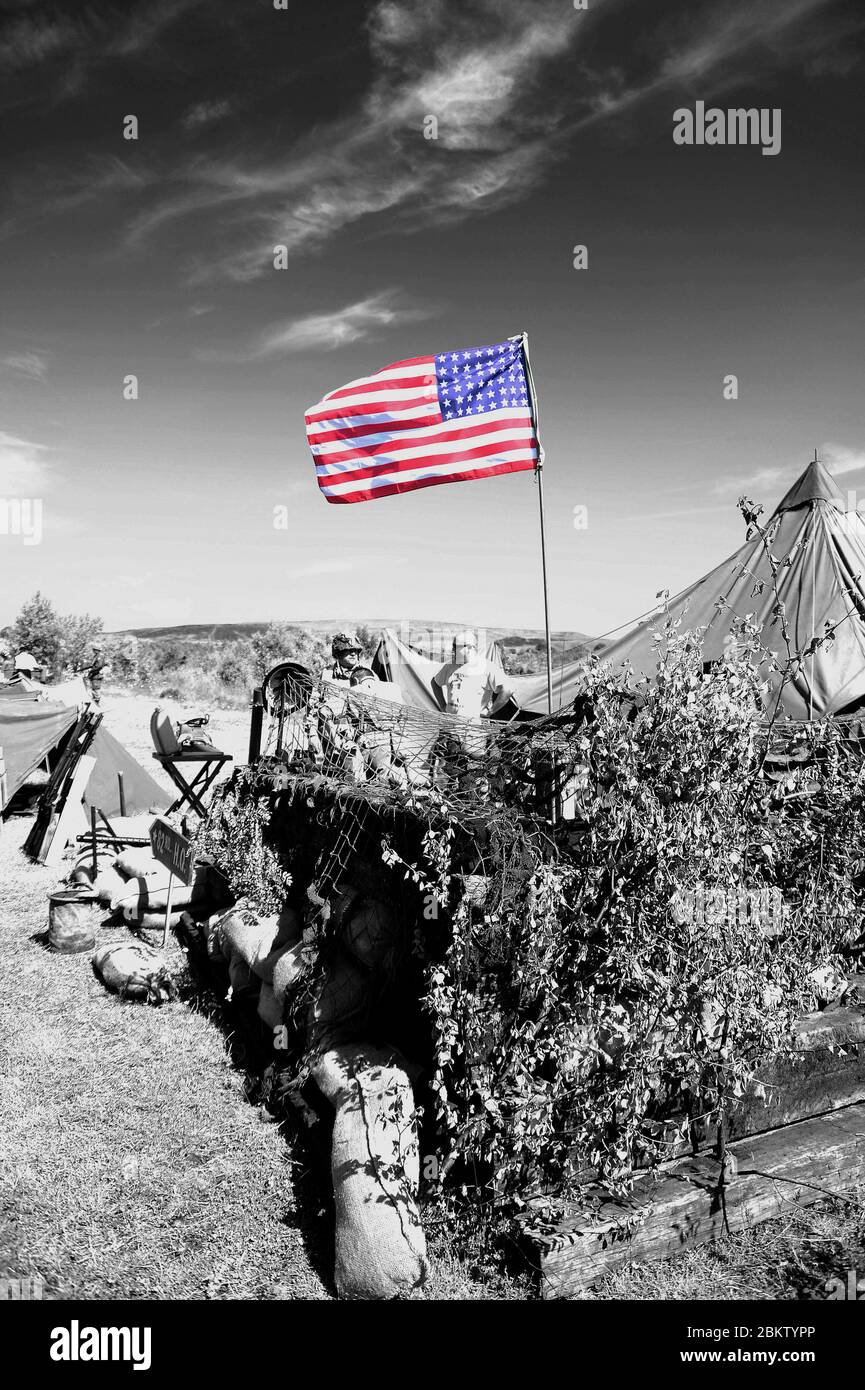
<box><xmin>517</xmin><ymin>459</ymin><xmax>865</xmax><ymax>720</ymax></box>
<box><xmin>0</xmin><ymin>687</ymin><xmax>169</xmax><ymax>817</ymax></box>
<box><xmin>371</xmin><ymin>628</ymin><xmax>538</xmax><ymax>716</ymax></box>
<box><xmin>0</xmin><ymin>687</ymin><xmax>78</xmax><ymax>807</ymax></box>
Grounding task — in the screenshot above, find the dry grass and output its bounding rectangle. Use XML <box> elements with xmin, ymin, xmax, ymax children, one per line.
<box><xmin>0</xmin><ymin>811</ymin><xmax>525</xmax><ymax>1300</ymax></box>
<box><xmin>0</xmin><ymin>818</ymin><xmax>332</xmax><ymax>1300</ymax></box>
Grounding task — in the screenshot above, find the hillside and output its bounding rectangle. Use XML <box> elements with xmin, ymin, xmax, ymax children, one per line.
<box><xmin>115</xmin><ymin>619</ymin><xmax>595</xmax><ymax>647</ymax></box>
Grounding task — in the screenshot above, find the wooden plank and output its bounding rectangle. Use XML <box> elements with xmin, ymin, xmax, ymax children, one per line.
<box><xmin>529</xmin><ymin>1104</ymin><xmax>865</xmax><ymax>1299</ymax></box>
<box><xmin>42</xmin><ymin>755</ymin><xmax>95</xmax><ymax>867</ymax></box>
<box><xmin>561</xmin><ymin>984</ymin><xmax>865</xmax><ymax>1179</ymax></box>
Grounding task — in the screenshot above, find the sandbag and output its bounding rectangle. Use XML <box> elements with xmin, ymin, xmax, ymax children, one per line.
<box><xmin>311</xmin><ymin>1044</ymin><xmax>428</xmax><ymax>1300</ymax></box>
<box><xmin>92</xmin><ymin>942</ymin><xmax>175</xmax><ymax>1004</ymax></box>
<box><xmin>93</xmin><ymin>866</ymin><xmax>129</xmax><ymax>905</ymax></box>
<box><xmin>114</xmin><ymin>848</ymin><xmax>185</xmax><ymax>879</ymax></box>
<box><xmin>271</xmin><ymin>941</ymin><xmax>305</xmax><ymax>1010</ymax></box>
<box><xmin>257</xmin><ymin>981</ymin><xmax>283</xmax><ymax>1029</ymax></box>
<box><xmin>122</xmin><ymin>904</ymin><xmax>186</xmax><ymax>930</ymax></box>
<box><xmin>110</xmin><ymin>875</ymin><xmax>209</xmax><ymax>914</ymax></box>
<box><xmin>216</xmin><ymin>904</ymin><xmax>301</xmax><ymax>982</ymax></box>
<box><xmin>206</xmin><ymin>912</ymin><xmax>229</xmax><ymax>963</ymax></box>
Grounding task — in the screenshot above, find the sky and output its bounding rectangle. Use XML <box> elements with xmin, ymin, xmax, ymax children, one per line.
<box><xmin>0</xmin><ymin>0</ymin><xmax>863</xmax><ymax>638</ymax></box>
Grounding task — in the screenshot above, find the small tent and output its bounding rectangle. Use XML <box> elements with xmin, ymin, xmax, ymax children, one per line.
<box><xmin>0</xmin><ymin>688</ymin><xmax>78</xmax><ymax>807</ymax></box>
<box><xmin>517</xmin><ymin>459</ymin><xmax>865</xmax><ymax>719</ymax></box>
<box><xmin>1</xmin><ymin>689</ymin><xmax>169</xmax><ymax>817</ymax></box>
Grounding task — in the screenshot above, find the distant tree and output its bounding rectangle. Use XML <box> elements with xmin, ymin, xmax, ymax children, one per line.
<box><xmin>10</xmin><ymin>592</ymin><xmax>65</xmax><ymax>675</ymax></box>
<box><xmin>250</xmin><ymin>622</ymin><xmax>329</xmax><ymax>679</ymax></box>
<box><xmin>64</xmin><ymin>613</ymin><xmax>105</xmax><ymax>672</ymax></box>
<box><xmin>103</xmin><ymin>633</ymin><xmax>140</xmax><ymax>684</ymax></box>
<box><xmin>10</xmin><ymin>592</ymin><xmax>104</xmax><ymax>678</ymax></box>
<box><xmin>217</xmin><ymin>640</ymin><xmax>254</xmax><ymax>689</ymax></box>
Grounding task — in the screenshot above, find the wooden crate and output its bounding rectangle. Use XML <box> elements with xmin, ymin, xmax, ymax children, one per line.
<box><xmin>524</xmin><ymin>985</ymin><xmax>865</xmax><ymax>1297</ymax></box>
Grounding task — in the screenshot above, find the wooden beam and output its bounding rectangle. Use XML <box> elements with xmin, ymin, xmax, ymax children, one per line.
<box><xmin>42</xmin><ymin>755</ymin><xmax>96</xmax><ymax>867</ymax></box>
<box><xmin>527</xmin><ymin>1103</ymin><xmax>865</xmax><ymax>1299</ymax></box>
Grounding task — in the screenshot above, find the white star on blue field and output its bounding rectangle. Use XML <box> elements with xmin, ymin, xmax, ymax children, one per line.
<box><xmin>436</xmin><ymin>340</ymin><xmax>529</xmax><ymax>420</ymax></box>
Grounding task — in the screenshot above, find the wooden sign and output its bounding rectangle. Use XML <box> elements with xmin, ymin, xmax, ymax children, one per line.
<box><xmin>149</xmin><ymin>817</ymin><xmax>193</xmax><ymax>887</ymax></box>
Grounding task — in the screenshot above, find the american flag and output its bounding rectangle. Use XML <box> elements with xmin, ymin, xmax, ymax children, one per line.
<box><xmin>304</xmin><ymin>334</ymin><xmax>539</xmax><ymax>504</ymax></box>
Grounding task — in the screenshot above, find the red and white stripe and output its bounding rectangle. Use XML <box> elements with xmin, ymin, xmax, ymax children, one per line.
<box><xmin>304</xmin><ymin>354</ymin><xmax>538</xmax><ymax>504</ymax></box>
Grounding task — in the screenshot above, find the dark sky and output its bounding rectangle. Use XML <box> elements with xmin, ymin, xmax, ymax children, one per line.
<box><xmin>1</xmin><ymin>0</ymin><xmax>863</xmax><ymax>634</ymax></box>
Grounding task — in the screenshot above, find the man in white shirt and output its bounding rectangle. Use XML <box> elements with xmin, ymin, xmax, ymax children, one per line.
<box><xmin>432</xmin><ymin>631</ymin><xmax>512</xmax><ymax>722</ymax></box>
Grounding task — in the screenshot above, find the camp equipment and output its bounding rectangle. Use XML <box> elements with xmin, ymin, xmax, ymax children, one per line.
<box><xmin>48</xmin><ymin>887</ymin><xmax>99</xmax><ymax>953</ymax></box>
<box><xmin>149</xmin><ymin>707</ymin><xmax>231</xmax><ymax>817</ymax></box>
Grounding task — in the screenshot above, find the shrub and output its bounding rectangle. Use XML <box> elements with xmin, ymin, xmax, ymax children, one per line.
<box><xmin>401</xmin><ymin>620</ymin><xmax>860</xmax><ymax>1225</ymax></box>
<box><xmin>10</xmin><ymin>592</ymin><xmax>103</xmax><ymax>678</ymax></box>
<box><xmin>192</xmin><ymin>773</ymin><xmax>292</xmax><ymax>915</ymax></box>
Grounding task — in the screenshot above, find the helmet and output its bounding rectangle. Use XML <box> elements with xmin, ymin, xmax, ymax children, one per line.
<box><xmin>14</xmin><ymin>650</ymin><xmax>37</xmax><ymax>673</ymax></box>
<box><xmin>349</xmin><ymin>665</ymin><xmax>376</xmax><ymax>686</ymax></box>
<box><xmin>331</xmin><ymin>632</ymin><xmax>362</xmax><ymax>657</ymax></box>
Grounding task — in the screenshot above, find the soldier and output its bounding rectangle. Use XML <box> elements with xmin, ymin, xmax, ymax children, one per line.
<box><xmin>324</xmin><ymin>632</ymin><xmax>364</xmax><ymax>685</ymax></box>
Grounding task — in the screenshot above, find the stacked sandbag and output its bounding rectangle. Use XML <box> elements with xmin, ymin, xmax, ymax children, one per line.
<box><xmin>311</xmin><ymin>1044</ymin><xmax>428</xmax><ymax>1300</ymax></box>
<box><xmin>108</xmin><ymin>849</ymin><xmax>214</xmax><ymax>927</ymax></box>
<box><xmin>208</xmin><ymin>903</ymin><xmax>304</xmax><ymax>1025</ymax></box>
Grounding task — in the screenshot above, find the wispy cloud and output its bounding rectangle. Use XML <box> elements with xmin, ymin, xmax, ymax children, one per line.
<box><xmin>713</xmin><ymin>465</ymin><xmax>791</xmax><ymax>498</ymax></box>
<box><xmin>0</xmin><ymin>431</ymin><xmax>51</xmax><ymax>493</ymax></box>
<box><xmin>4</xmin><ymin>0</ymin><xmax>859</xmax><ymax>282</ymax></box>
<box><xmin>125</xmin><ymin>0</ymin><xmax>587</xmax><ymax>282</ymax></box>
<box><xmin>820</xmin><ymin>443</ymin><xmax>865</xmax><ymax>477</ymax></box>
<box><xmin>199</xmin><ymin>290</ymin><xmax>427</xmax><ymax>360</ymax></box>
<box><xmin>0</xmin><ymin>350</ymin><xmax>49</xmax><ymax>381</ymax></box>
<box><xmin>713</xmin><ymin>444</ymin><xmax>865</xmax><ymax>501</ymax></box>
<box><xmin>182</xmin><ymin>99</ymin><xmax>232</xmax><ymax>132</ymax></box>
<box><xmin>0</xmin><ymin>0</ymin><xmax>206</xmax><ymax>83</ymax></box>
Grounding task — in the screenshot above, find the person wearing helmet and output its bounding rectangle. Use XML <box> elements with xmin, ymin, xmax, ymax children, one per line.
<box><xmin>324</xmin><ymin>632</ymin><xmax>364</xmax><ymax>686</ymax></box>
<box><xmin>14</xmin><ymin>650</ymin><xmax>38</xmax><ymax>677</ymax></box>
<box><xmin>13</xmin><ymin>651</ymin><xmax>44</xmax><ymax>688</ymax></box>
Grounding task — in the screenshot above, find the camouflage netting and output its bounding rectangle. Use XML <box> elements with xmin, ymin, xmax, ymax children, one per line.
<box><xmin>204</xmin><ymin>668</ymin><xmax>581</xmax><ymax>1068</ymax></box>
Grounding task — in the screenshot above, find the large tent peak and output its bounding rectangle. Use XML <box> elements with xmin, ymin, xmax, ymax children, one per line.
<box><xmin>771</xmin><ymin>458</ymin><xmax>845</xmax><ymax>517</ymax></box>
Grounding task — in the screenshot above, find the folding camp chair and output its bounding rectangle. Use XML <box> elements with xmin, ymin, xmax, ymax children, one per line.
<box><xmin>150</xmin><ymin>708</ymin><xmax>231</xmax><ymax>817</ymax></box>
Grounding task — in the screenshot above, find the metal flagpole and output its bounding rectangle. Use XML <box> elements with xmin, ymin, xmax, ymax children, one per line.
<box><xmin>809</xmin><ymin>447</ymin><xmax>818</xmax><ymax>721</ymax></box>
<box><xmin>521</xmin><ymin>332</ymin><xmax>554</xmax><ymax>715</ymax></box>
